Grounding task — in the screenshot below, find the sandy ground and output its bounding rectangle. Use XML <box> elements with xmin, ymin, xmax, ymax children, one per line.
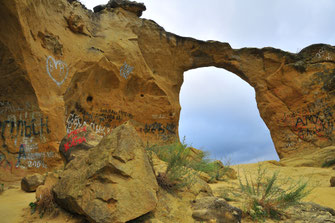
<box><xmin>0</xmin><ymin>185</ymin><xmax>35</xmax><ymax>223</ymax></box>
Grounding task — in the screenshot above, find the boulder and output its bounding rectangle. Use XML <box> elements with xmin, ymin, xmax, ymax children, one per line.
<box><xmin>21</xmin><ymin>173</ymin><xmax>45</xmax><ymax>192</ymax></box>
<box><xmin>53</xmin><ymin>122</ymin><xmax>158</xmax><ymax>223</ymax></box>
<box><xmin>191</xmin><ymin>197</ymin><xmax>242</xmax><ymax>223</ymax></box>
<box><xmin>213</xmin><ymin>160</ymin><xmax>237</xmax><ymax>180</ymax></box>
<box><xmin>149</xmin><ymin>151</ymin><xmax>168</xmax><ymax>177</ymax></box>
<box><xmin>36</xmin><ymin>172</ymin><xmax>60</xmax><ymax>201</ymax></box>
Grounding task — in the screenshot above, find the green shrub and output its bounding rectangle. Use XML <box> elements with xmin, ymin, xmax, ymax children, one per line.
<box><xmin>322</xmin><ymin>159</ymin><xmax>335</xmax><ymax>167</ymax></box>
<box><xmin>238</xmin><ymin>164</ymin><xmax>311</xmax><ymax>222</ymax></box>
<box><xmin>147</xmin><ymin>138</ymin><xmax>197</xmax><ymax>191</ymax></box>
<box><xmin>29</xmin><ymin>202</ymin><xmax>37</xmax><ymax>214</ymax></box>
<box><xmin>146</xmin><ymin>137</ymin><xmax>232</xmax><ymax>191</ymax></box>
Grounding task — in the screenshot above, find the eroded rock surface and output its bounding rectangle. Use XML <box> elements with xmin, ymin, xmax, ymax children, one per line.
<box><xmin>192</xmin><ymin>197</ymin><xmax>242</xmax><ymax>223</ymax></box>
<box><xmin>1</xmin><ymin>0</ymin><xmax>335</xmax><ymax>179</ymax></box>
<box><xmin>21</xmin><ymin>173</ymin><xmax>45</xmax><ymax>192</ymax></box>
<box><xmin>53</xmin><ymin>122</ymin><xmax>158</xmax><ymax>223</ymax></box>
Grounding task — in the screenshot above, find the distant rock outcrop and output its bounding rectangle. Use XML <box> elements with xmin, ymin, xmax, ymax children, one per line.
<box><xmin>1</xmin><ymin>0</ymin><xmax>335</xmax><ymax>179</ymax></box>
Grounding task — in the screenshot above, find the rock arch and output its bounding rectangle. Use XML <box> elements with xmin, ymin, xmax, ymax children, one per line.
<box><xmin>1</xmin><ymin>0</ymin><xmax>335</xmax><ymax>178</ymax></box>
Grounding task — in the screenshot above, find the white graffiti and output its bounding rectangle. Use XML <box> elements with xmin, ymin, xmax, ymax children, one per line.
<box><xmin>28</xmin><ymin>160</ymin><xmax>47</xmax><ymax>168</ymax></box>
<box><xmin>120</xmin><ymin>61</ymin><xmax>133</xmax><ymax>79</ymax></box>
<box><xmin>66</xmin><ymin>113</ymin><xmax>111</xmax><ymax>136</ymax></box>
<box><xmin>46</xmin><ymin>56</ymin><xmax>69</xmax><ymax>86</ymax></box>
<box><xmin>315</xmin><ymin>47</ymin><xmax>332</xmax><ymax>60</ymax></box>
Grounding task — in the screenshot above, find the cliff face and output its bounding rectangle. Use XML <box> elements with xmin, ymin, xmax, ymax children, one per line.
<box><xmin>0</xmin><ymin>0</ymin><xmax>335</xmax><ymax>178</ymax></box>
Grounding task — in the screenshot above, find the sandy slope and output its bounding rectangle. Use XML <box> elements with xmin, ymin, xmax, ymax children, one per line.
<box><xmin>0</xmin><ymin>186</ymin><xmax>35</xmax><ymax>223</ymax></box>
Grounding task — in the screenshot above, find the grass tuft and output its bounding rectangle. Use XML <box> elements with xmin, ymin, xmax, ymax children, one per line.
<box><xmin>238</xmin><ymin>164</ymin><xmax>311</xmax><ymax>222</ymax></box>
<box><xmin>146</xmin><ymin>137</ymin><xmax>232</xmax><ymax>191</ymax></box>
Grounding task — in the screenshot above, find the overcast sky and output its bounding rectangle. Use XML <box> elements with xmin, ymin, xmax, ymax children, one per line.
<box><xmin>81</xmin><ymin>0</ymin><xmax>335</xmax><ymax>164</ymax></box>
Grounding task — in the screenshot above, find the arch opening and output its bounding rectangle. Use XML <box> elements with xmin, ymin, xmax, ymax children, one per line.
<box><xmin>179</xmin><ymin>67</ymin><xmax>279</xmax><ymax>164</ymax></box>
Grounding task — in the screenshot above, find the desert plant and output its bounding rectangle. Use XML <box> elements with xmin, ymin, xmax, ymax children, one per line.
<box><xmin>29</xmin><ymin>202</ymin><xmax>37</xmax><ymax>214</ymax></box>
<box><xmin>146</xmin><ymin>138</ymin><xmax>204</xmax><ymax>191</ymax></box>
<box><xmin>322</xmin><ymin>159</ymin><xmax>335</xmax><ymax>167</ymax></box>
<box><xmin>238</xmin><ymin>164</ymin><xmax>311</xmax><ymax>222</ymax></box>
<box><xmin>146</xmin><ymin>138</ymin><xmax>233</xmax><ymax>191</ymax></box>
<box><xmin>36</xmin><ymin>187</ymin><xmax>56</xmax><ymax>218</ymax></box>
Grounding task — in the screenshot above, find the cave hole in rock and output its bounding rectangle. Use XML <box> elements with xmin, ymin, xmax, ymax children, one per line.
<box><xmin>86</xmin><ymin>96</ymin><xmax>93</xmax><ymax>102</ymax></box>
<box><xmin>179</xmin><ymin>67</ymin><xmax>279</xmax><ymax>164</ymax></box>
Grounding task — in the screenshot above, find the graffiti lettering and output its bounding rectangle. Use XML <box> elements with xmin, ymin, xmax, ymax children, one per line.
<box><xmin>120</xmin><ymin>61</ymin><xmax>133</xmax><ymax>79</ymax></box>
<box><xmin>282</xmin><ymin>96</ymin><xmax>335</xmax><ymax>142</ymax></box>
<box><xmin>64</xmin><ymin>136</ymin><xmax>87</xmax><ymax>152</ymax></box>
<box><xmin>315</xmin><ymin>46</ymin><xmax>332</xmax><ymax>60</ymax></box>
<box><xmin>16</xmin><ymin>144</ymin><xmax>26</xmax><ymax>167</ymax></box>
<box><xmin>143</xmin><ymin>122</ymin><xmax>176</xmax><ymax>134</ymax></box>
<box><xmin>0</xmin><ymin>117</ymin><xmax>50</xmax><ymax>142</ymax></box>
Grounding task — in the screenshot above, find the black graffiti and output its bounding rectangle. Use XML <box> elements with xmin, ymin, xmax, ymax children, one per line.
<box><xmin>0</xmin><ymin>117</ymin><xmax>50</xmax><ymax>141</ymax></box>
<box><xmin>16</xmin><ymin>144</ymin><xmax>26</xmax><ymax>167</ymax></box>
<box><xmin>69</xmin><ymin>103</ymin><xmax>134</xmax><ymax>132</ymax></box>
<box><xmin>143</xmin><ymin>122</ymin><xmax>176</xmax><ymax>134</ymax></box>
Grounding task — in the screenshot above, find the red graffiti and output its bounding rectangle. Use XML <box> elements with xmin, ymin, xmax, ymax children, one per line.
<box><xmin>67</xmin><ymin>126</ymin><xmax>87</xmax><ymax>138</ymax></box>
<box><xmin>64</xmin><ymin>135</ymin><xmax>87</xmax><ymax>152</ymax></box>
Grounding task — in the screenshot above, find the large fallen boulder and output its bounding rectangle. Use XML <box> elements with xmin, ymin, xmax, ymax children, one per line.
<box><xmin>53</xmin><ymin>122</ymin><xmax>158</xmax><ymax>223</ymax></box>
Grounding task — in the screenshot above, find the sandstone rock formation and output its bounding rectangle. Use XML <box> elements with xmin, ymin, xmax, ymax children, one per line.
<box><xmin>53</xmin><ymin>122</ymin><xmax>158</xmax><ymax>223</ymax></box>
<box><xmin>191</xmin><ymin>197</ymin><xmax>242</xmax><ymax>223</ymax></box>
<box><xmin>1</xmin><ymin>0</ymin><xmax>335</xmax><ymax>179</ymax></box>
<box><xmin>21</xmin><ymin>173</ymin><xmax>45</xmax><ymax>192</ymax></box>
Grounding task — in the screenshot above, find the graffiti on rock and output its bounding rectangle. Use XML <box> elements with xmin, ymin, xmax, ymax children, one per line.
<box><xmin>315</xmin><ymin>46</ymin><xmax>332</xmax><ymax>60</ymax></box>
<box><xmin>281</xmin><ymin>96</ymin><xmax>335</xmax><ymax>143</ymax></box>
<box><xmin>66</xmin><ymin>103</ymin><xmax>134</xmax><ymax>136</ymax></box>
<box><xmin>0</xmin><ymin>114</ymin><xmax>50</xmax><ymax>147</ymax></box>
<box><xmin>0</xmin><ymin>151</ymin><xmax>13</xmax><ymax>173</ymax></box>
<box><xmin>14</xmin><ymin>142</ymin><xmax>53</xmax><ymax>169</ymax></box>
<box><xmin>120</xmin><ymin>61</ymin><xmax>133</xmax><ymax>79</ymax></box>
<box><xmin>46</xmin><ymin>55</ymin><xmax>69</xmax><ymax>86</ymax></box>
<box><xmin>64</xmin><ymin>126</ymin><xmax>87</xmax><ymax>152</ymax></box>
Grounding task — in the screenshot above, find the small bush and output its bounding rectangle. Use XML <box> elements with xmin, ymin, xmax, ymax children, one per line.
<box><xmin>35</xmin><ymin>188</ymin><xmax>57</xmax><ymax>218</ymax></box>
<box><xmin>147</xmin><ymin>138</ymin><xmax>197</xmax><ymax>191</ymax></box>
<box><xmin>238</xmin><ymin>164</ymin><xmax>311</xmax><ymax>222</ymax></box>
<box><xmin>146</xmin><ymin>137</ymin><xmax>232</xmax><ymax>191</ymax></box>
<box><xmin>322</xmin><ymin>159</ymin><xmax>335</xmax><ymax>168</ymax></box>
<box><xmin>29</xmin><ymin>202</ymin><xmax>37</xmax><ymax>214</ymax></box>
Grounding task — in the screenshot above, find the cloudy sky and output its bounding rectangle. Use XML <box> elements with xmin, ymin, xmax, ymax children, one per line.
<box><xmin>81</xmin><ymin>0</ymin><xmax>335</xmax><ymax>164</ymax></box>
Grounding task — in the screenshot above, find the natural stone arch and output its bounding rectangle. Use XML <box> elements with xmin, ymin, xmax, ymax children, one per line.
<box><xmin>1</xmin><ymin>0</ymin><xmax>335</xmax><ymax>179</ymax></box>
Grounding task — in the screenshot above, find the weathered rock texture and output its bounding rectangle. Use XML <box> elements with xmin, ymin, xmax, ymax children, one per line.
<box><xmin>53</xmin><ymin>122</ymin><xmax>158</xmax><ymax>223</ymax></box>
<box><xmin>1</xmin><ymin>0</ymin><xmax>335</xmax><ymax>178</ymax></box>
<box><xmin>21</xmin><ymin>173</ymin><xmax>45</xmax><ymax>192</ymax></box>
<box><xmin>59</xmin><ymin>125</ymin><xmax>102</xmax><ymax>163</ymax></box>
<box><xmin>192</xmin><ymin>197</ymin><xmax>242</xmax><ymax>223</ymax></box>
